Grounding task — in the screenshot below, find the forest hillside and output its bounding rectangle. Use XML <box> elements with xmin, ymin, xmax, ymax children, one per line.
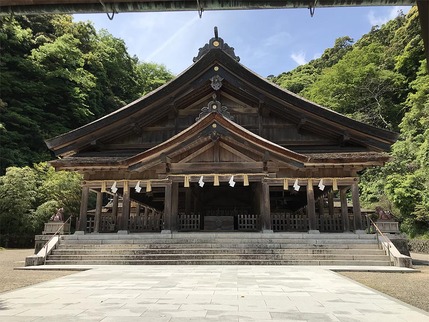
<box><xmin>272</xmin><ymin>6</ymin><xmax>428</xmax><ymax>237</ymax></box>
<box><xmin>0</xmin><ymin>8</ymin><xmax>427</xmax><ymax>244</ymax></box>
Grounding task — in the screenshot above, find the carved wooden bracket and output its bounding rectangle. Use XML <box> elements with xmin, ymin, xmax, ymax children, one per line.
<box><xmin>196</xmin><ymin>94</ymin><xmax>234</xmax><ymax>121</ymax></box>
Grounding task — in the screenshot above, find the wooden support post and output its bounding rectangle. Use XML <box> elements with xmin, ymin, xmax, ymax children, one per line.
<box><xmin>171</xmin><ymin>182</ymin><xmax>179</xmax><ymax>231</ymax></box>
<box><xmin>112</xmin><ymin>194</ymin><xmax>119</xmax><ymax>231</ymax></box>
<box><xmin>119</xmin><ymin>181</ymin><xmax>130</xmax><ymax>232</ymax></box>
<box><xmin>328</xmin><ymin>191</ymin><xmax>334</xmax><ymax>217</ymax></box>
<box><xmin>307</xmin><ymin>179</ymin><xmax>318</xmax><ymax>232</ymax></box>
<box><xmin>260</xmin><ymin>182</ymin><xmax>272</xmax><ymax>232</ymax></box>
<box><xmin>163</xmin><ymin>182</ymin><xmax>172</xmax><ymax>232</ymax></box>
<box><xmin>340</xmin><ymin>187</ymin><xmax>350</xmax><ymax>232</ymax></box>
<box><xmin>318</xmin><ymin>198</ymin><xmax>325</xmax><ymax>232</ymax></box>
<box><xmin>351</xmin><ymin>182</ymin><xmax>363</xmax><ymax>231</ymax></box>
<box><xmin>78</xmin><ymin>186</ymin><xmax>89</xmax><ymax>232</ymax></box>
<box><xmin>185</xmin><ymin>188</ymin><xmax>192</xmax><ymax>215</ymax></box>
<box><xmin>94</xmin><ymin>191</ymin><xmax>103</xmax><ymax>233</ymax></box>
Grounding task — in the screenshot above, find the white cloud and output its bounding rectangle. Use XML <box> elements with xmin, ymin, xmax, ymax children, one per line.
<box><xmin>367</xmin><ymin>6</ymin><xmax>411</xmax><ymax>26</ymax></box>
<box><xmin>291</xmin><ymin>51</ymin><xmax>307</xmax><ymax>66</ymax></box>
<box><xmin>313</xmin><ymin>52</ymin><xmax>322</xmax><ymax>60</ymax></box>
<box><xmin>263</xmin><ymin>31</ymin><xmax>291</xmax><ymax>48</ymax></box>
<box><xmin>145</xmin><ymin>15</ymin><xmax>200</xmax><ymax>62</ymax></box>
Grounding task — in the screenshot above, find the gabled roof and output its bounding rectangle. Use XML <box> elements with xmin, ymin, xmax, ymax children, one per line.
<box><xmin>125</xmin><ymin>112</ymin><xmax>309</xmax><ymax>171</ymax></box>
<box><xmin>46</xmin><ymin>32</ymin><xmax>398</xmax><ymax>158</ymax></box>
<box><xmin>50</xmin><ymin>111</ymin><xmax>391</xmax><ymax>171</ymax></box>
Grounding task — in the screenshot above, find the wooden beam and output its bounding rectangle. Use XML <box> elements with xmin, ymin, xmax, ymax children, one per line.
<box><xmin>351</xmin><ymin>182</ymin><xmax>362</xmax><ymax>231</ymax></box>
<box><xmin>169</xmin><ymin>162</ymin><xmax>264</xmax><ymax>174</ymax></box>
<box><xmin>1</xmin><ymin>1</ymin><xmax>416</xmax><ymax>16</ymax></box>
<box><xmin>340</xmin><ymin>187</ymin><xmax>350</xmax><ymax>232</ymax></box>
<box><xmin>328</xmin><ymin>191</ymin><xmax>334</xmax><ymax>217</ymax></box>
<box><xmin>306</xmin><ymin>179</ymin><xmax>318</xmax><ymax>231</ymax></box>
<box><xmin>119</xmin><ymin>181</ymin><xmax>130</xmax><ymax>231</ymax></box>
<box><xmin>112</xmin><ymin>194</ymin><xmax>118</xmax><ymax>229</ymax></box>
<box><xmin>260</xmin><ymin>182</ymin><xmax>271</xmax><ymax>231</ymax></box>
<box><xmin>78</xmin><ymin>186</ymin><xmax>89</xmax><ymax>232</ymax></box>
<box><xmin>94</xmin><ymin>191</ymin><xmax>103</xmax><ymax>233</ymax></box>
<box><xmin>163</xmin><ymin>182</ymin><xmax>172</xmax><ymax>231</ymax></box>
<box><xmin>171</xmin><ymin>182</ymin><xmax>179</xmax><ymax>231</ymax></box>
<box><xmin>178</xmin><ymin>141</ymin><xmax>214</xmax><ymax>163</ymax></box>
<box><xmin>219</xmin><ymin>141</ymin><xmax>255</xmax><ymax>162</ymax></box>
<box><xmin>318</xmin><ymin>198</ymin><xmax>325</xmax><ymax>232</ymax></box>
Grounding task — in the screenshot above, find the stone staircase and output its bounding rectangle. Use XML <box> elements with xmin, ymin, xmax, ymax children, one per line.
<box><xmin>46</xmin><ymin>232</ymin><xmax>391</xmax><ymax>266</ymax></box>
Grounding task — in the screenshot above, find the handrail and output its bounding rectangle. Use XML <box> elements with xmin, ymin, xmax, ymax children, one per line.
<box><xmin>43</xmin><ymin>216</ymin><xmax>73</xmax><ymax>265</ymax></box>
<box><xmin>367</xmin><ymin>216</ymin><xmax>392</xmax><ymax>265</ymax></box>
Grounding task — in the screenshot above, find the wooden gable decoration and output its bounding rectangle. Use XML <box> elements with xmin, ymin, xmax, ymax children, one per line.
<box><xmin>46</xmin><ymin>29</ymin><xmax>397</xmax><ymax>180</ymax></box>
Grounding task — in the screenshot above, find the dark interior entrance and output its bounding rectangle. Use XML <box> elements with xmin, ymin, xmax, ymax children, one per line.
<box><xmin>177</xmin><ymin>182</ymin><xmax>259</xmax><ymax>231</ymax></box>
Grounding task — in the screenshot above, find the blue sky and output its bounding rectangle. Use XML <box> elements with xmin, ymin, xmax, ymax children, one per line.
<box><xmin>74</xmin><ymin>6</ymin><xmax>410</xmax><ymax>77</ymax></box>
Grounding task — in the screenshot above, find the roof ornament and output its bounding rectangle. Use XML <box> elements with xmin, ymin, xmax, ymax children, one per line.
<box><xmin>196</xmin><ymin>94</ymin><xmax>234</xmax><ymax>122</ymax></box>
<box><xmin>210</xmin><ymin>75</ymin><xmax>224</xmax><ymax>90</ymax></box>
<box><xmin>193</xmin><ymin>27</ymin><xmax>240</xmax><ymax>63</ymax></box>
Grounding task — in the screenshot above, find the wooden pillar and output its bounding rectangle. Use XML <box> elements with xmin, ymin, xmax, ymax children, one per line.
<box><xmin>185</xmin><ymin>189</ymin><xmax>192</xmax><ymax>215</ymax></box>
<box><xmin>112</xmin><ymin>194</ymin><xmax>119</xmax><ymax>231</ymax></box>
<box><xmin>163</xmin><ymin>182</ymin><xmax>172</xmax><ymax>232</ymax></box>
<box><xmin>78</xmin><ymin>186</ymin><xmax>89</xmax><ymax>232</ymax></box>
<box><xmin>328</xmin><ymin>191</ymin><xmax>334</xmax><ymax>217</ymax></box>
<box><xmin>306</xmin><ymin>179</ymin><xmax>318</xmax><ymax>232</ymax></box>
<box><xmin>351</xmin><ymin>182</ymin><xmax>362</xmax><ymax>231</ymax></box>
<box><xmin>340</xmin><ymin>187</ymin><xmax>350</xmax><ymax>232</ymax></box>
<box><xmin>118</xmin><ymin>181</ymin><xmax>130</xmax><ymax>231</ymax></box>
<box><xmin>318</xmin><ymin>198</ymin><xmax>325</xmax><ymax>232</ymax></box>
<box><xmin>94</xmin><ymin>191</ymin><xmax>103</xmax><ymax>233</ymax></box>
<box><xmin>171</xmin><ymin>182</ymin><xmax>179</xmax><ymax>231</ymax></box>
<box><xmin>327</xmin><ymin>191</ymin><xmax>334</xmax><ymax>231</ymax></box>
<box><xmin>260</xmin><ymin>182</ymin><xmax>272</xmax><ymax>232</ymax></box>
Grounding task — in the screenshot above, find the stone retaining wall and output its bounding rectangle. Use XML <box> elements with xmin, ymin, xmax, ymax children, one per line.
<box><xmin>408</xmin><ymin>239</ymin><xmax>429</xmax><ymax>254</ymax></box>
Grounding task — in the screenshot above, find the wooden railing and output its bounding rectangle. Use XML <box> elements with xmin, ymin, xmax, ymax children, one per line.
<box><xmin>178</xmin><ymin>213</ymin><xmax>200</xmax><ymax>231</ymax></box>
<box><xmin>238</xmin><ymin>214</ymin><xmax>259</xmax><ymax>231</ymax></box>
<box><xmin>129</xmin><ymin>207</ymin><xmax>163</xmax><ymax>232</ymax></box>
<box><xmin>272</xmin><ymin>212</ymin><xmax>309</xmax><ymax>231</ymax></box>
<box><xmin>367</xmin><ymin>216</ymin><xmax>393</xmax><ymax>265</ymax></box>
<box><xmin>43</xmin><ymin>216</ymin><xmax>73</xmax><ymax>265</ymax></box>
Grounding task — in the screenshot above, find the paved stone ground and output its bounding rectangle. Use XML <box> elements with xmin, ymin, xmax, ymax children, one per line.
<box><xmin>1</xmin><ymin>265</ymin><xmax>429</xmax><ymax>322</ymax></box>
<box><xmin>340</xmin><ymin>252</ymin><xmax>429</xmax><ymax>312</ymax></box>
<box><xmin>0</xmin><ymin>249</ymin><xmax>76</xmax><ymax>293</ymax></box>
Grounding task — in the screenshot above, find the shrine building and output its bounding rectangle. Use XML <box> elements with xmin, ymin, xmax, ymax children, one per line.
<box><xmin>46</xmin><ymin>29</ymin><xmax>397</xmax><ymax>235</ymax></box>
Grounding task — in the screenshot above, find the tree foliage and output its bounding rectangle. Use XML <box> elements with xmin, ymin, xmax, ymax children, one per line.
<box><xmin>0</xmin><ymin>163</ymin><xmax>82</xmax><ymax>239</ymax></box>
<box><xmin>274</xmin><ymin>6</ymin><xmax>427</xmax><ymax>237</ymax></box>
<box><xmin>0</xmin><ymin>15</ymin><xmax>173</xmax><ymax>174</ymax></box>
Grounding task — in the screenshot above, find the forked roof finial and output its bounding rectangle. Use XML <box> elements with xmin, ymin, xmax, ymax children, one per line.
<box><xmin>193</xmin><ymin>27</ymin><xmax>240</xmax><ymax>63</ymax></box>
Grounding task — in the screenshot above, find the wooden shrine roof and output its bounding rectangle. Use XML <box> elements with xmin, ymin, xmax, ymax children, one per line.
<box><xmin>46</xmin><ymin>31</ymin><xmax>398</xmax><ymax>172</ymax></box>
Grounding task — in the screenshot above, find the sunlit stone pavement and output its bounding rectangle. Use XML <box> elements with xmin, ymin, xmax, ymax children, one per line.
<box><xmin>0</xmin><ymin>265</ymin><xmax>428</xmax><ymax>321</ymax></box>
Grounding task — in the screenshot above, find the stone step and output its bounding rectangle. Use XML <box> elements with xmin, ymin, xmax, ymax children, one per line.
<box><xmin>56</xmin><ymin>241</ymin><xmax>378</xmax><ymax>249</ymax></box>
<box><xmin>45</xmin><ymin>259</ymin><xmax>391</xmax><ymax>266</ymax></box>
<box><xmin>62</xmin><ymin>232</ymin><xmax>377</xmax><ymax>240</ymax></box>
<box><xmin>47</xmin><ymin>254</ymin><xmax>390</xmax><ymax>261</ymax></box>
<box><xmin>61</xmin><ymin>238</ymin><xmax>377</xmax><ymax>245</ymax></box>
<box><xmin>52</xmin><ymin>248</ymin><xmax>385</xmax><ymax>255</ymax></box>
<box><xmin>47</xmin><ymin>233</ymin><xmax>388</xmax><ymax>266</ymax></box>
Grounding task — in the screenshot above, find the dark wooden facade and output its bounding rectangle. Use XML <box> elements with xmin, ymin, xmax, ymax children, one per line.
<box><xmin>46</xmin><ymin>31</ymin><xmax>397</xmax><ymax>234</ymax></box>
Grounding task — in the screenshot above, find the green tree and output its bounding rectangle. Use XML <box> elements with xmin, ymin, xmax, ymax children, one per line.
<box><xmin>0</xmin><ymin>163</ymin><xmax>82</xmax><ymax>240</ymax></box>
<box><xmin>0</xmin><ymin>166</ymin><xmax>38</xmax><ymax>235</ymax></box>
<box><xmin>384</xmin><ymin>62</ymin><xmax>429</xmax><ymax>236</ymax></box>
<box><xmin>302</xmin><ymin>43</ymin><xmax>405</xmax><ymax>130</ymax></box>
<box><xmin>136</xmin><ymin>62</ymin><xmax>174</xmax><ymax>95</ymax></box>
<box><xmin>0</xmin><ymin>15</ymin><xmax>174</xmax><ymax>174</ymax></box>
